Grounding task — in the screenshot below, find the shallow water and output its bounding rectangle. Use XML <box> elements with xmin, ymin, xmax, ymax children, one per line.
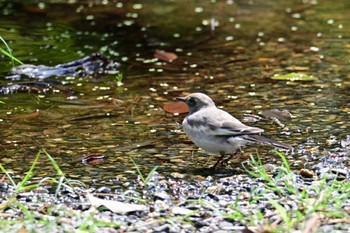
<box><xmin>0</xmin><ymin>0</ymin><xmax>349</xmax><ymax>188</ymax></box>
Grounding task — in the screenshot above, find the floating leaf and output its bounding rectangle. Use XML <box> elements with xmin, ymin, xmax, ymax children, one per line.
<box><xmin>9</xmin><ymin>109</ymin><xmax>41</xmax><ymax>120</ymax></box>
<box><xmin>81</xmin><ymin>153</ymin><xmax>106</xmax><ymax>165</ymax></box>
<box><xmin>43</xmin><ymin>129</ymin><xmax>61</xmax><ymax>135</ymax></box>
<box><xmin>271</xmin><ymin>73</ymin><xmax>318</xmax><ymax>81</ymax></box>
<box><xmin>163</xmin><ymin>101</ymin><xmax>189</xmax><ymax>114</ymax></box>
<box><xmin>154</xmin><ymin>50</ymin><xmax>178</xmax><ymax>62</ymax></box>
<box><xmin>261</xmin><ymin>109</ymin><xmax>295</xmax><ymax>121</ymax></box>
<box><xmin>87</xmin><ymin>194</ymin><xmax>147</xmax><ymax>213</ymax></box>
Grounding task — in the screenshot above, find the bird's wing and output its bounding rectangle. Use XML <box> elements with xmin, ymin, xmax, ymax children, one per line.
<box><xmin>209</xmin><ymin>120</ymin><xmax>264</xmax><ymax>136</ymax></box>
<box><xmin>186</xmin><ymin>108</ymin><xmax>264</xmax><ymax>136</ymax></box>
<box><xmin>202</xmin><ymin>109</ymin><xmax>264</xmax><ymax>136</ymax></box>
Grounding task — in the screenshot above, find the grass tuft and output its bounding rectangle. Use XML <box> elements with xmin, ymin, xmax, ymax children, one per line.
<box><xmin>130</xmin><ymin>157</ymin><xmax>158</xmax><ymax>188</ymax></box>
<box><xmin>0</xmin><ymin>36</ymin><xmax>23</xmax><ymax>66</ymax></box>
<box><xmin>228</xmin><ymin>151</ymin><xmax>350</xmax><ymax>231</ymax></box>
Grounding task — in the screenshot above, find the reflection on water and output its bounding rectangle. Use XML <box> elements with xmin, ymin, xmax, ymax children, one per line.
<box><xmin>0</xmin><ymin>0</ymin><xmax>349</xmax><ymax>188</ymax></box>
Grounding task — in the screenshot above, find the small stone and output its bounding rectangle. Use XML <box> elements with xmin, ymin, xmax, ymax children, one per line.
<box><xmin>170</xmin><ymin>172</ymin><xmax>185</xmax><ymax>179</ymax></box>
<box><xmin>97</xmin><ymin>187</ymin><xmax>111</xmax><ymax>193</ymax></box>
<box><xmin>330</xmin><ymin>168</ymin><xmax>348</xmax><ymax>180</ymax></box>
<box><xmin>299</xmin><ymin>169</ymin><xmax>314</xmax><ymax>178</ymax></box>
<box><xmin>153</xmin><ymin>224</ymin><xmax>171</xmax><ymax>232</ymax></box>
<box><xmin>171</xmin><ymin>206</ymin><xmax>193</xmax><ymax>215</ymax></box>
<box><xmin>154</xmin><ymin>191</ymin><xmax>171</xmax><ymax>201</ymax></box>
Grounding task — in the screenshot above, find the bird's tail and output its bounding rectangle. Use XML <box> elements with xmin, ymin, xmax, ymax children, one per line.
<box><xmin>242</xmin><ymin>135</ymin><xmax>293</xmax><ymax>150</ymax></box>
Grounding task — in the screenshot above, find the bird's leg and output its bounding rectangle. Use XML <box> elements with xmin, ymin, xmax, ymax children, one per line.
<box><xmin>221</xmin><ymin>152</ymin><xmax>241</xmax><ymax>166</ymax></box>
<box><xmin>212</xmin><ymin>151</ymin><xmax>226</xmax><ymax>170</ymax></box>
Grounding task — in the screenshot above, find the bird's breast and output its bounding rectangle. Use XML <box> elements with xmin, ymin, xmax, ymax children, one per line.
<box><xmin>182</xmin><ymin>119</ymin><xmax>245</xmax><ymax>154</ymax></box>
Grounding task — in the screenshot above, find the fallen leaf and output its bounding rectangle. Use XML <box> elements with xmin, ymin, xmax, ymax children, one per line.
<box><xmin>16</xmin><ymin>229</ymin><xmax>28</xmax><ymax>233</ymax></box>
<box><xmin>183</xmin><ymin>139</ymin><xmax>193</xmax><ymax>144</ymax></box>
<box><xmin>82</xmin><ymin>153</ymin><xmax>106</xmax><ymax>165</ymax></box>
<box><xmin>299</xmin><ymin>169</ymin><xmax>314</xmax><ymax>178</ymax></box>
<box><xmin>285</xmin><ymin>66</ymin><xmax>310</xmax><ymax>71</ymax></box>
<box><xmin>0</xmin><ymin>175</ymin><xmax>5</xmax><ymax>183</ymax></box>
<box><xmin>87</xmin><ymin>194</ymin><xmax>147</xmax><ymax>213</ymax></box>
<box><xmin>271</xmin><ymin>73</ymin><xmax>318</xmax><ymax>81</ymax></box>
<box><xmin>38</xmin><ymin>205</ymin><xmax>50</xmax><ymax>215</ymax></box>
<box><xmin>43</xmin><ymin>129</ymin><xmax>61</xmax><ymax>135</ymax></box>
<box><xmin>326</xmin><ymin>218</ymin><xmax>350</xmax><ymax>224</ymax></box>
<box><xmin>302</xmin><ymin>214</ymin><xmax>320</xmax><ymax>233</ymax></box>
<box><xmin>163</xmin><ymin>101</ymin><xmax>189</xmax><ymax>114</ymax></box>
<box><xmin>9</xmin><ymin>109</ymin><xmax>41</xmax><ymax>120</ymax></box>
<box><xmin>154</xmin><ymin>50</ymin><xmax>177</xmax><ymax>62</ymax></box>
<box><xmin>261</xmin><ymin>109</ymin><xmax>295</xmax><ymax>121</ymax></box>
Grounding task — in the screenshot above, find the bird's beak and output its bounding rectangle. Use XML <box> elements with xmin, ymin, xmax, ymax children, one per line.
<box><xmin>176</xmin><ymin>96</ymin><xmax>186</xmax><ymax>102</ymax></box>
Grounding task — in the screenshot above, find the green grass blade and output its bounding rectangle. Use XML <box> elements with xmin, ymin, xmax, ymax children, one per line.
<box><xmin>16</xmin><ymin>183</ymin><xmax>40</xmax><ymax>192</ymax></box>
<box><xmin>269</xmin><ymin>198</ymin><xmax>293</xmax><ymax>228</ymax></box>
<box><xmin>241</xmin><ymin>156</ymin><xmax>260</xmax><ymax>178</ymax></box>
<box><xmin>55</xmin><ymin>176</ymin><xmax>65</xmax><ymax>197</ymax></box>
<box><xmin>0</xmin><ymin>164</ymin><xmax>16</xmax><ymax>187</ymax></box>
<box><xmin>144</xmin><ymin>165</ymin><xmax>158</xmax><ymax>184</ymax></box>
<box><xmin>15</xmin><ymin>150</ymin><xmax>41</xmax><ymax>192</ymax></box>
<box><xmin>0</xmin><ymin>36</ymin><xmax>23</xmax><ymax>65</ymax></box>
<box><xmin>130</xmin><ymin>157</ymin><xmax>145</xmax><ymax>183</ymax></box>
<box><xmin>41</xmin><ymin>149</ymin><xmax>64</xmax><ymax>175</ymax></box>
<box><xmin>13</xmin><ymin>201</ymin><xmax>34</xmax><ymax>221</ymax></box>
<box><xmin>274</xmin><ymin>150</ymin><xmax>290</xmax><ymax>172</ymax></box>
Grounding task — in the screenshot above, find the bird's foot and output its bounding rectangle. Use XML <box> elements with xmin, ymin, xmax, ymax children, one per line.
<box><xmin>221</xmin><ymin>152</ymin><xmax>241</xmax><ymax>167</ymax></box>
<box><xmin>210</xmin><ymin>152</ymin><xmax>240</xmax><ymax>170</ymax></box>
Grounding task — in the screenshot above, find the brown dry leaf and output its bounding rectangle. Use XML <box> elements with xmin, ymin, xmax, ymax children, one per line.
<box><xmin>154</xmin><ymin>50</ymin><xmax>178</xmax><ymax>62</ymax></box>
<box><xmin>285</xmin><ymin>66</ymin><xmax>310</xmax><ymax>71</ymax></box>
<box><xmin>83</xmin><ymin>153</ymin><xmax>106</xmax><ymax>165</ymax></box>
<box><xmin>16</xmin><ymin>229</ymin><xmax>28</xmax><ymax>233</ymax></box>
<box><xmin>10</xmin><ymin>109</ymin><xmax>40</xmax><ymax>120</ymax></box>
<box><xmin>258</xmin><ymin>57</ymin><xmax>276</xmax><ymax>62</ymax></box>
<box><xmin>299</xmin><ymin>169</ymin><xmax>314</xmax><ymax>178</ymax></box>
<box><xmin>326</xmin><ymin>218</ymin><xmax>350</xmax><ymax>224</ymax></box>
<box><xmin>43</xmin><ymin>129</ymin><xmax>61</xmax><ymax>135</ymax></box>
<box><xmin>163</xmin><ymin>101</ymin><xmax>189</xmax><ymax>114</ymax></box>
<box><xmin>87</xmin><ymin>194</ymin><xmax>147</xmax><ymax>213</ymax></box>
<box><xmin>302</xmin><ymin>214</ymin><xmax>321</xmax><ymax>233</ymax></box>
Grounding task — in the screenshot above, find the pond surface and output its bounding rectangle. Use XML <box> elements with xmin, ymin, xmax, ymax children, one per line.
<box><xmin>0</xmin><ymin>0</ymin><xmax>349</xmax><ymax>188</ymax></box>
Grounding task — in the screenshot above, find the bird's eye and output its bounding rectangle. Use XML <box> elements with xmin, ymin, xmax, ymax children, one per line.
<box><xmin>188</xmin><ymin>97</ymin><xmax>196</xmax><ymax>104</ymax></box>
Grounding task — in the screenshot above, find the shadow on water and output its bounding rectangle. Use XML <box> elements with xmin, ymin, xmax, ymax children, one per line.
<box><xmin>0</xmin><ymin>0</ymin><xmax>349</xmax><ymax>187</ymax></box>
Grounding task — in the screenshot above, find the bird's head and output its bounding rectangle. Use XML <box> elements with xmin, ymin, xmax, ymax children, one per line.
<box><xmin>176</xmin><ymin>93</ymin><xmax>215</xmax><ymax>114</ymax></box>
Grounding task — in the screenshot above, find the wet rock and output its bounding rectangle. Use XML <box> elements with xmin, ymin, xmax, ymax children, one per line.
<box><xmin>218</xmin><ymin>220</ymin><xmax>236</xmax><ymax>231</ymax></box>
<box><xmin>171</xmin><ymin>206</ymin><xmax>193</xmax><ymax>215</ymax></box>
<box><xmin>329</xmin><ymin>168</ymin><xmax>348</xmax><ymax>181</ymax></box>
<box><xmin>340</xmin><ymin>136</ymin><xmax>350</xmax><ymax>148</ymax></box>
<box><xmin>97</xmin><ymin>186</ymin><xmax>112</xmax><ymax>193</ymax></box>
<box><xmin>154</xmin><ymin>191</ymin><xmax>171</xmax><ymax>201</ymax></box>
<box><xmin>153</xmin><ymin>224</ymin><xmax>171</xmax><ymax>232</ymax></box>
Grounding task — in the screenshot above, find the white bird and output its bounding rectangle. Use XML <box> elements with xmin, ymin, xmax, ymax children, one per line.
<box><xmin>176</xmin><ymin>93</ymin><xmax>293</xmax><ymax>168</ymax></box>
